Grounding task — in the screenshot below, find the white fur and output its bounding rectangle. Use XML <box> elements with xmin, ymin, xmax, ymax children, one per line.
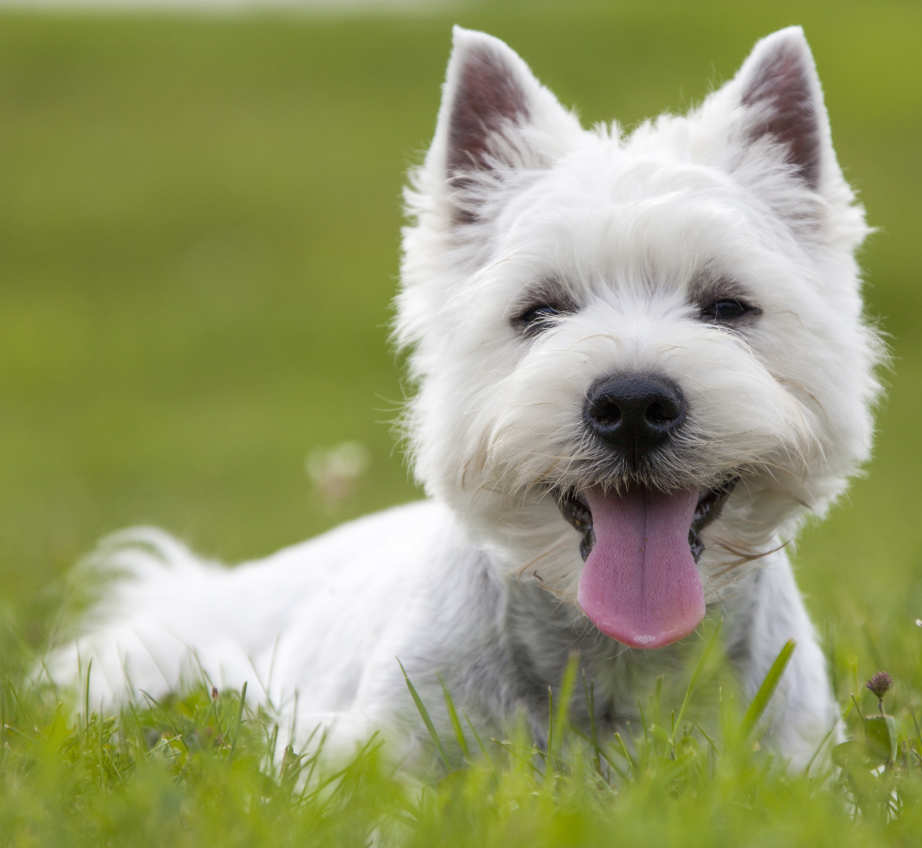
<box><xmin>44</xmin><ymin>27</ymin><xmax>881</xmax><ymax>770</ymax></box>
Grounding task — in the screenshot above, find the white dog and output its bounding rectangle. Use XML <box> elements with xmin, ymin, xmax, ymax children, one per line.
<box><xmin>46</xmin><ymin>27</ymin><xmax>880</xmax><ymax>770</ymax></box>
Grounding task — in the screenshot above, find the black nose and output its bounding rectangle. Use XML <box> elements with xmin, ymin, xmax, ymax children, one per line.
<box><xmin>583</xmin><ymin>374</ymin><xmax>687</xmax><ymax>457</ymax></box>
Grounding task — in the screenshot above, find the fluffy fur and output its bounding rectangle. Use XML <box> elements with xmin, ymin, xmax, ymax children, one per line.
<box><xmin>44</xmin><ymin>27</ymin><xmax>881</xmax><ymax>770</ymax></box>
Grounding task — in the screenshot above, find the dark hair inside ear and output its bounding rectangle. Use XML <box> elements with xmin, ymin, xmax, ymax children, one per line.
<box><xmin>741</xmin><ymin>39</ymin><xmax>822</xmax><ymax>189</ymax></box>
<box><xmin>447</xmin><ymin>46</ymin><xmax>530</xmax><ymax>179</ymax></box>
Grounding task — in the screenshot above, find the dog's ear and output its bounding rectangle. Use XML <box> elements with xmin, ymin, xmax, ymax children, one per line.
<box><xmin>700</xmin><ymin>27</ymin><xmax>866</xmax><ymax>244</ymax></box>
<box><xmin>733</xmin><ymin>27</ymin><xmax>829</xmax><ymax>191</ymax></box>
<box><xmin>421</xmin><ymin>28</ymin><xmax>580</xmax><ymax>225</ymax></box>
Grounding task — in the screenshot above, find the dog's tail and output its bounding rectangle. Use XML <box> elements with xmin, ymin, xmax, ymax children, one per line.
<box><xmin>38</xmin><ymin>528</ymin><xmax>278</xmax><ymax>713</ymax></box>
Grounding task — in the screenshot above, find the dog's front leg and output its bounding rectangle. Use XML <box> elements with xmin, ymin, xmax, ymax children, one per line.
<box><xmin>725</xmin><ymin>550</ymin><xmax>841</xmax><ymax>770</ymax></box>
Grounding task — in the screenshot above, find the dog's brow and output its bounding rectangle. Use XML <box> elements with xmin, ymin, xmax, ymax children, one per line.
<box><xmin>689</xmin><ymin>271</ymin><xmax>747</xmax><ymax>301</ymax></box>
<box><xmin>511</xmin><ymin>276</ymin><xmax>578</xmax><ymax>315</ymax></box>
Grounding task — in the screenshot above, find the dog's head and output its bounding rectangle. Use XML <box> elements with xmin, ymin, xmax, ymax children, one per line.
<box><xmin>397</xmin><ymin>28</ymin><xmax>881</xmax><ymax>648</ymax></box>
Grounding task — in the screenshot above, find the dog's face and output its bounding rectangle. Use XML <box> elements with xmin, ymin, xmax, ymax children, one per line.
<box><xmin>398</xmin><ymin>28</ymin><xmax>880</xmax><ymax>647</ymax></box>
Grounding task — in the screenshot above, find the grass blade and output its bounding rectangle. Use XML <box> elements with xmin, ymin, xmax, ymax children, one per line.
<box><xmin>229</xmin><ymin>680</ymin><xmax>247</xmax><ymax>760</ymax></box>
<box><xmin>439</xmin><ymin>675</ymin><xmax>469</xmax><ymax>759</ymax></box>
<box><xmin>740</xmin><ymin>639</ymin><xmax>795</xmax><ymax>738</ymax></box>
<box><xmin>83</xmin><ymin>658</ymin><xmax>93</xmax><ymax>729</ymax></box>
<box><xmin>463</xmin><ymin>712</ymin><xmax>488</xmax><ymax>757</ymax></box>
<box><xmin>670</xmin><ymin>621</ymin><xmax>721</xmax><ymax>749</ymax></box>
<box><xmin>802</xmin><ymin>719</ymin><xmax>840</xmax><ymax>778</ymax></box>
<box><xmin>613</xmin><ymin>731</ymin><xmax>636</xmax><ymax>775</ymax></box>
<box><xmin>546</xmin><ymin>654</ymin><xmax>579</xmax><ymax>769</ymax></box>
<box><xmin>582</xmin><ymin>670</ymin><xmax>603</xmax><ymax>775</ymax></box>
<box><xmin>397</xmin><ymin>658</ymin><xmax>450</xmax><ymax>769</ymax></box>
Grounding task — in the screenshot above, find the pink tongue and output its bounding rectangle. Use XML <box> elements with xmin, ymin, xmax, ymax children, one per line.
<box><xmin>577</xmin><ymin>486</ymin><xmax>704</xmax><ymax>649</ymax></box>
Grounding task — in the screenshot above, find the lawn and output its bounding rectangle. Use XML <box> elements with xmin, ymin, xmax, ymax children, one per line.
<box><xmin>1</xmin><ymin>1</ymin><xmax>921</xmax><ymax>844</ymax></box>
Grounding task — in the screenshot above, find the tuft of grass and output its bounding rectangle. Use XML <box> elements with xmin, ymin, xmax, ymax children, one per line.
<box><xmin>4</xmin><ymin>648</ymin><xmax>922</xmax><ymax>847</ymax></box>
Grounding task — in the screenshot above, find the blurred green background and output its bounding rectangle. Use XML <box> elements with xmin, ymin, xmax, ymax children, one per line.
<box><xmin>1</xmin><ymin>0</ymin><xmax>919</xmax><ymax>700</ymax></box>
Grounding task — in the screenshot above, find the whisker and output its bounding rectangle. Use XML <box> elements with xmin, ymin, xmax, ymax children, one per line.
<box><xmin>710</xmin><ymin>537</ymin><xmax>790</xmax><ymax>577</ymax></box>
<box><xmin>514</xmin><ymin>537</ymin><xmax>570</xmax><ymax>578</ymax></box>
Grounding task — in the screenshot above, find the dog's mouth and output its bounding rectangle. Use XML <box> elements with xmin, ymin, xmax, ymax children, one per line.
<box><xmin>557</xmin><ymin>479</ymin><xmax>737</xmax><ymax>650</ymax></box>
<box><xmin>559</xmin><ymin>480</ymin><xmax>736</xmax><ymax>564</ymax></box>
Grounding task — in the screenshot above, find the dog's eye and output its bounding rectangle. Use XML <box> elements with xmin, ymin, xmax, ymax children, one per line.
<box><xmin>513</xmin><ymin>303</ymin><xmax>566</xmax><ymax>337</ymax></box>
<box><xmin>700</xmin><ymin>298</ymin><xmax>758</xmax><ymax>323</ymax></box>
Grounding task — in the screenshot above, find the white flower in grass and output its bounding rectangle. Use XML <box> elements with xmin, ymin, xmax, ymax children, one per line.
<box><xmin>306</xmin><ymin>441</ymin><xmax>370</xmax><ymax>505</ymax></box>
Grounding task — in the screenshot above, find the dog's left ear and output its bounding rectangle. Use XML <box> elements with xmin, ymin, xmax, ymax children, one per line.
<box><xmin>733</xmin><ymin>27</ymin><xmax>829</xmax><ymax>191</ymax></box>
<box><xmin>734</xmin><ymin>27</ymin><xmax>835</xmax><ymax>190</ymax></box>
<box><xmin>417</xmin><ymin>28</ymin><xmax>581</xmax><ymax>227</ymax></box>
<box><xmin>720</xmin><ymin>28</ymin><xmax>866</xmax><ymax>211</ymax></box>
<box><xmin>704</xmin><ymin>27</ymin><xmax>866</xmax><ymax>243</ymax></box>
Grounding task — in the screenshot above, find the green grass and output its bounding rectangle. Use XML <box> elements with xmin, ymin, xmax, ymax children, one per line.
<box><xmin>2</xmin><ymin>1</ymin><xmax>922</xmax><ymax>844</ymax></box>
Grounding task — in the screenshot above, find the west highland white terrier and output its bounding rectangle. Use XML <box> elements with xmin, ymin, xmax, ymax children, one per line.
<box><xmin>46</xmin><ymin>26</ymin><xmax>881</xmax><ymax>770</ymax></box>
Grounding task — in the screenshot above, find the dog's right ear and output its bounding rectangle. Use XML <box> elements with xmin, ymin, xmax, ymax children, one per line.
<box><xmin>419</xmin><ymin>28</ymin><xmax>581</xmax><ymax>227</ymax></box>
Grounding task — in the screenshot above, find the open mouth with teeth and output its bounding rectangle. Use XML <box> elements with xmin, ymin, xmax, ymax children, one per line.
<box><xmin>558</xmin><ymin>480</ymin><xmax>736</xmax><ymax>650</ymax></box>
